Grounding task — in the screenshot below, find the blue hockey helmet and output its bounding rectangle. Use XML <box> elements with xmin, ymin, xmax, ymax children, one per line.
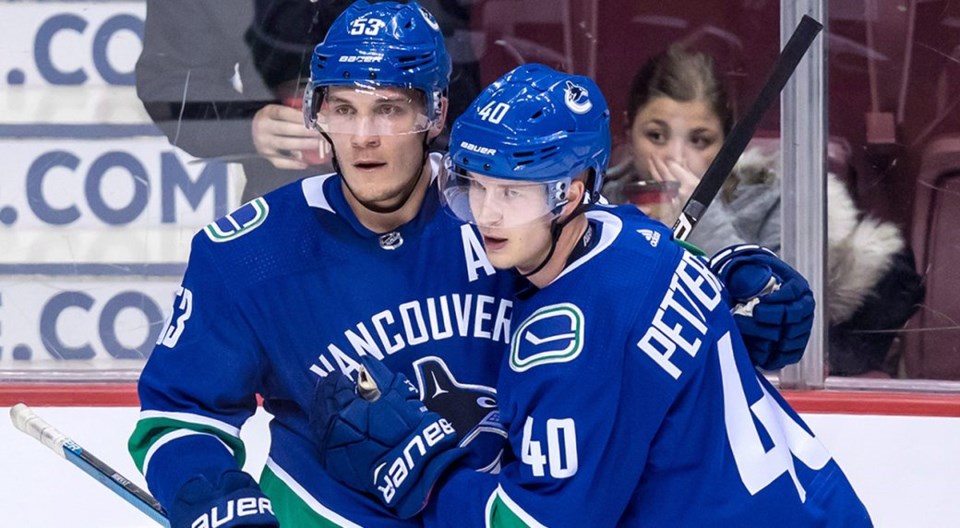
<box><xmin>303</xmin><ymin>0</ymin><xmax>452</xmax><ymax>135</ymax></box>
<box><xmin>439</xmin><ymin>64</ymin><xmax>611</xmax><ymax>227</ymax></box>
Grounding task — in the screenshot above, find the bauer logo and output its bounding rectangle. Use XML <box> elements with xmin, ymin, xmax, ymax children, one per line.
<box><xmin>460</xmin><ymin>141</ymin><xmax>497</xmax><ymax>156</ymax></box>
<box><xmin>510</xmin><ymin>303</ymin><xmax>584</xmax><ymax>372</ymax></box>
<box><xmin>374</xmin><ymin>417</ymin><xmax>455</xmax><ymax>504</ymax></box>
<box><xmin>338</xmin><ymin>53</ymin><xmax>384</xmax><ymax>63</ymax></box>
<box><xmin>3</xmin><ymin>138</ymin><xmax>232</xmax><ymax>229</ymax></box>
<box><xmin>0</xmin><ymin>2</ymin><xmax>144</xmax><ymax>87</ymax></box>
<box><xmin>0</xmin><ymin>279</ymin><xmax>181</xmax><ymax>363</ymax></box>
<box><xmin>191</xmin><ymin>497</ymin><xmax>274</xmax><ymax>528</ymax></box>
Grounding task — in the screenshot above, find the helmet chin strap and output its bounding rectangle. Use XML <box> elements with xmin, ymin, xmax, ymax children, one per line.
<box><xmin>323</xmin><ymin>131</ymin><xmax>431</xmax><ymax>216</ymax></box>
<box><xmin>518</xmin><ymin>200</ymin><xmax>589</xmax><ymax>278</ymax></box>
<box><xmin>519</xmin><ymin>220</ymin><xmax>564</xmax><ymax>278</ymax></box>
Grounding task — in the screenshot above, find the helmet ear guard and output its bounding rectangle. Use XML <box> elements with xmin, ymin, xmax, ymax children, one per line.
<box><xmin>303</xmin><ymin>82</ymin><xmax>321</xmax><ymax>130</ymax></box>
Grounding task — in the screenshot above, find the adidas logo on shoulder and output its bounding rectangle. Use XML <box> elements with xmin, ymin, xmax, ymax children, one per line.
<box><xmin>637</xmin><ymin>229</ymin><xmax>661</xmax><ymax>248</ymax></box>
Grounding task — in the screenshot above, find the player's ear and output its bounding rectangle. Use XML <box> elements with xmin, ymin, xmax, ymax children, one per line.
<box><xmin>560</xmin><ymin>179</ymin><xmax>586</xmax><ymax>220</ymax></box>
<box><xmin>428</xmin><ymin>96</ymin><xmax>448</xmax><ymax>140</ymax></box>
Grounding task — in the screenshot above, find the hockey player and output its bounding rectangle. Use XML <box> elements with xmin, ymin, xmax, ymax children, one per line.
<box><xmin>311</xmin><ymin>64</ymin><xmax>871</xmax><ymax>526</ymax></box>
<box><xmin>130</xmin><ymin>3</ymin><xmax>515</xmax><ymax>527</ymax></box>
<box><xmin>131</xmin><ymin>2</ymin><xmax>815</xmax><ymax>527</ymax></box>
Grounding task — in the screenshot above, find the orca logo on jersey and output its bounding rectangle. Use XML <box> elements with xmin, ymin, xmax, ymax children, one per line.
<box><xmin>204</xmin><ymin>197</ymin><xmax>269</xmax><ymax>243</ymax></box>
<box><xmin>510</xmin><ymin>303</ymin><xmax>584</xmax><ymax>372</ymax></box>
<box><xmin>414</xmin><ymin>357</ymin><xmax>505</xmax><ymax>473</ymax></box>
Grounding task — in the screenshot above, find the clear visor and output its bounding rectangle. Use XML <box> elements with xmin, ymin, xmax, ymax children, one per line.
<box><xmin>438</xmin><ymin>156</ymin><xmax>570</xmax><ymax>229</ymax></box>
<box><xmin>312</xmin><ymin>86</ymin><xmax>435</xmax><ymax>136</ymax></box>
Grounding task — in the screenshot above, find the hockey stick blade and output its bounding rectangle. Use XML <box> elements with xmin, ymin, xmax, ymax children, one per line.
<box><xmin>10</xmin><ymin>403</ymin><xmax>170</xmax><ymax>527</ymax></box>
<box><xmin>672</xmin><ymin>15</ymin><xmax>823</xmax><ymax>241</ymax></box>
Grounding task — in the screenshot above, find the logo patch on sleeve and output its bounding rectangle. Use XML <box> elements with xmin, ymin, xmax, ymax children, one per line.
<box><xmin>204</xmin><ymin>197</ymin><xmax>269</xmax><ymax>242</ymax></box>
<box><xmin>510</xmin><ymin>303</ymin><xmax>584</xmax><ymax>372</ymax></box>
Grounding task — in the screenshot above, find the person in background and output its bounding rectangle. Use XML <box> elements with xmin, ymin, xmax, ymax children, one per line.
<box><xmin>136</xmin><ymin>1</ymin><xmax>340</xmax><ymax>203</ymax></box>
<box><xmin>136</xmin><ymin>0</ymin><xmax>481</xmax><ymax>203</ymax></box>
<box><xmin>602</xmin><ymin>45</ymin><xmax>925</xmax><ymax>377</ymax></box>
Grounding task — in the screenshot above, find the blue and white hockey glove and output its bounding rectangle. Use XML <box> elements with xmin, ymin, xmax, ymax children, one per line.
<box><xmin>311</xmin><ymin>356</ymin><xmax>465</xmax><ymax>519</ymax></box>
<box><xmin>168</xmin><ymin>470</ymin><xmax>278</xmax><ymax>528</ymax></box>
<box><xmin>711</xmin><ymin>244</ymin><xmax>815</xmax><ymax>370</ymax></box>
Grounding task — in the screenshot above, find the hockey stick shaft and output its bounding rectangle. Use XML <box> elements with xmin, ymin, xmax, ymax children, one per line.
<box><xmin>672</xmin><ymin>15</ymin><xmax>823</xmax><ymax>241</ymax></box>
<box><xmin>10</xmin><ymin>403</ymin><xmax>170</xmax><ymax>527</ymax></box>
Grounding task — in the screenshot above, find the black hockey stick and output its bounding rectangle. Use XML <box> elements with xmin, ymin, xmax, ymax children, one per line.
<box><xmin>10</xmin><ymin>403</ymin><xmax>170</xmax><ymax>527</ymax></box>
<box><xmin>672</xmin><ymin>15</ymin><xmax>823</xmax><ymax>241</ymax></box>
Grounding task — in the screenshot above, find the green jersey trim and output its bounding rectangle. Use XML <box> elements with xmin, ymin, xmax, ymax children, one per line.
<box><xmin>128</xmin><ymin>415</ymin><xmax>246</xmax><ymax>475</ymax></box>
<box><xmin>484</xmin><ymin>485</ymin><xmax>547</xmax><ymax>528</ymax></box>
<box><xmin>260</xmin><ymin>458</ymin><xmax>363</xmax><ymax>528</ymax></box>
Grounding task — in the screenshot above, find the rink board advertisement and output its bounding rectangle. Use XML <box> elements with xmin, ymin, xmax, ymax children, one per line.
<box><xmin>0</xmin><ymin>0</ymin><xmax>239</xmax><ymax>373</ymax></box>
<box><xmin>0</xmin><ymin>136</ymin><xmax>233</xmax><ymax>230</ymax></box>
<box><xmin>0</xmin><ymin>278</ymin><xmax>179</xmax><ymax>363</ymax></box>
<box><xmin>0</xmin><ymin>1</ymin><xmax>144</xmax><ymax>88</ymax></box>
<box><xmin>0</xmin><ymin>134</ymin><xmax>234</xmax><ymax>368</ymax></box>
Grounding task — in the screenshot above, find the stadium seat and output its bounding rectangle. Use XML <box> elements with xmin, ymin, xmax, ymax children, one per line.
<box><xmin>903</xmin><ymin>134</ymin><xmax>960</xmax><ymax>379</ymax></box>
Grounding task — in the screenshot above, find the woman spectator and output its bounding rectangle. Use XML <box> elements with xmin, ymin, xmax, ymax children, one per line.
<box><xmin>603</xmin><ymin>45</ymin><xmax>925</xmax><ymax>377</ymax></box>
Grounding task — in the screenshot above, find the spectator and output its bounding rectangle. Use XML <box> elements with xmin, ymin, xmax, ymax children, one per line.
<box><xmin>136</xmin><ymin>0</ymin><xmax>481</xmax><ymax>203</ymax></box>
<box><xmin>602</xmin><ymin>45</ymin><xmax>925</xmax><ymax>376</ymax></box>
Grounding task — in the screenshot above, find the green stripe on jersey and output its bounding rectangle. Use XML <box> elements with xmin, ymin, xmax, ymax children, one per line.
<box><xmin>485</xmin><ymin>486</ymin><xmax>545</xmax><ymax>528</ymax></box>
<box><xmin>128</xmin><ymin>417</ymin><xmax>247</xmax><ymax>473</ymax></box>
<box><xmin>259</xmin><ymin>465</ymin><xmax>356</xmax><ymax>528</ymax></box>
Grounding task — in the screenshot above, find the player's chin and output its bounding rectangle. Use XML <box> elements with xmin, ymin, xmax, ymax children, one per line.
<box><xmin>484</xmin><ymin>250</ymin><xmax>517</xmax><ymax>271</ymax></box>
<box><xmin>356</xmin><ymin>186</ymin><xmax>412</xmax><ymax>210</ymax></box>
<box><xmin>480</xmin><ymin>236</ymin><xmax>518</xmax><ymax>270</ymax></box>
<box><xmin>360</xmin><ymin>194</ymin><xmax>405</xmax><ymax>212</ymax></box>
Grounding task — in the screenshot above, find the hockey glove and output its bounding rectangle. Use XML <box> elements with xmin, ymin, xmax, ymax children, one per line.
<box><xmin>711</xmin><ymin>245</ymin><xmax>815</xmax><ymax>370</ymax></box>
<box><xmin>311</xmin><ymin>356</ymin><xmax>465</xmax><ymax>519</ymax></box>
<box><xmin>168</xmin><ymin>470</ymin><xmax>278</xmax><ymax>528</ymax></box>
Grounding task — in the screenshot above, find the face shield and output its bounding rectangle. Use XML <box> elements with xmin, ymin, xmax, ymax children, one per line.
<box><xmin>305</xmin><ymin>84</ymin><xmax>436</xmax><ymax>137</ymax></box>
<box><xmin>438</xmin><ymin>155</ymin><xmax>571</xmax><ymax>229</ymax></box>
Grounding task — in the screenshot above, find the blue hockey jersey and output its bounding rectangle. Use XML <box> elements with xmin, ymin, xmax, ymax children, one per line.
<box><xmin>425</xmin><ymin>205</ymin><xmax>871</xmax><ymax>527</ymax></box>
<box><xmin>130</xmin><ymin>154</ymin><xmax>518</xmax><ymax>527</ymax></box>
